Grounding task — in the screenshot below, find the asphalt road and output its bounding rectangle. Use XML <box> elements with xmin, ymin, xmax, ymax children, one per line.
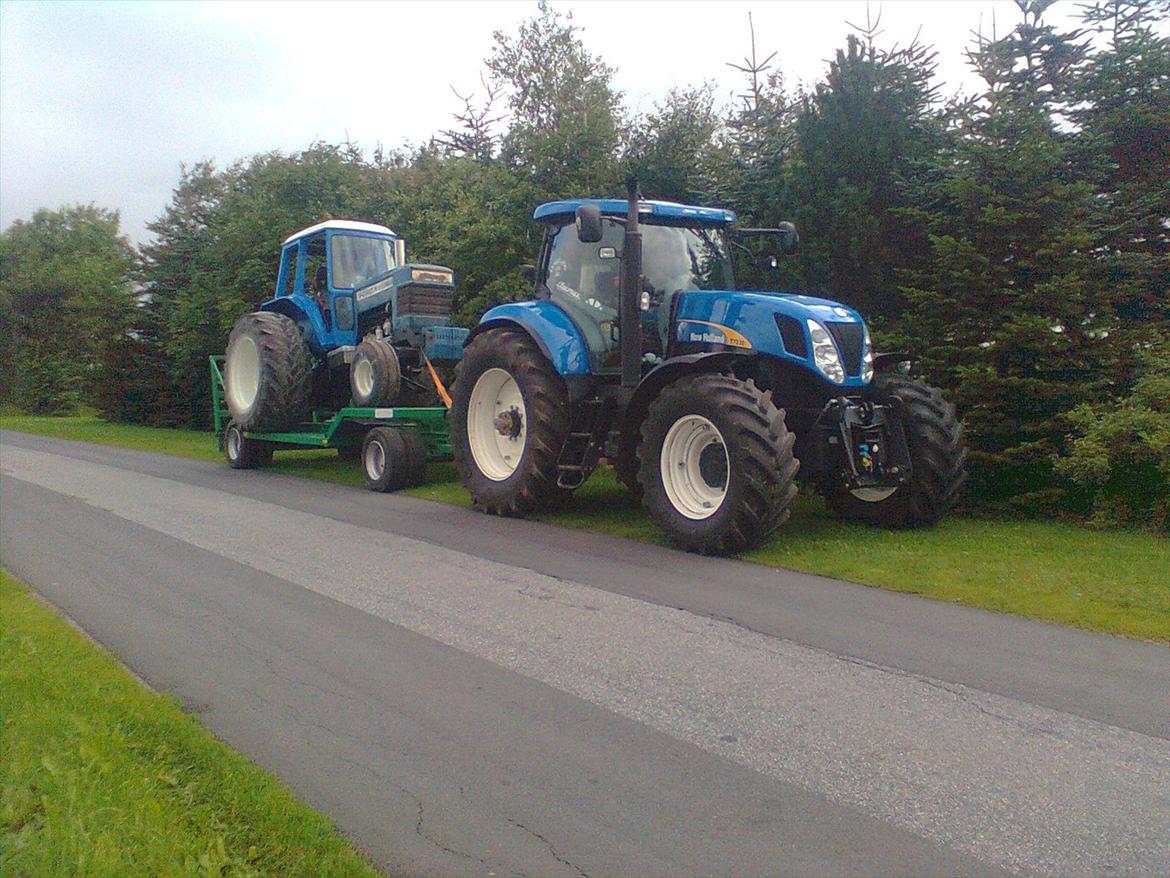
<box><xmin>1</xmin><ymin>430</ymin><xmax>1167</xmax><ymax>877</ymax></box>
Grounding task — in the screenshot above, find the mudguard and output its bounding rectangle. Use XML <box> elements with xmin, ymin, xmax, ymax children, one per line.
<box><xmin>261</xmin><ymin>295</ymin><xmax>335</xmax><ymax>356</ymax></box>
<box><xmin>471</xmin><ymin>301</ymin><xmax>591</xmax><ymax>375</ymax></box>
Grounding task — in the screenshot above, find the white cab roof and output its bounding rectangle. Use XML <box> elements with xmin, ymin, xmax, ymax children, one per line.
<box><xmin>283</xmin><ymin>219</ymin><xmax>396</xmax><ymax>244</ymax></box>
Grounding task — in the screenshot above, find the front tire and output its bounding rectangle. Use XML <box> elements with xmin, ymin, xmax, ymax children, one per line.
<box><xmin>638</xmin><ymin>373</ymin><xmax>798</xmax><ymax>555</ymax></box>
<box><xmin>224</xmin><ymin>311</ymin><xmax>313</xmax><ymax>431</ymax></box>
<box><xmin>450</xmin><ymin>329</ymin><xmax>569</xmax><ymax>516</ymax></box>
<box><xmin>350</xmin><ymin>338</ymin><xmax>401</xmax><ymax>407</ymax></box>
<box><xmin>825</xmin><ymin>374</ymin><xmax>967</xmax><ymax>527</ymax></box>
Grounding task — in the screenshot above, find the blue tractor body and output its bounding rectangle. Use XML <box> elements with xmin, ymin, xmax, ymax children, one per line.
<box><xmin>260</xmin><ymin>220</ymin><xmax>466</xmax><ymax>363</ymax></box>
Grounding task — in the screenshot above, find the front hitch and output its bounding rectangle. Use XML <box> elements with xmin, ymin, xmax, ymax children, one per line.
<box><xmin>819</xmin><ymin>397</ymin><xmax>912</xmax><ymax>490</ymax></box>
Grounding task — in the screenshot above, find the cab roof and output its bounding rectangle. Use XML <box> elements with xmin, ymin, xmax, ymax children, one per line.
<box><xmin>283</xmin><ymin>219</ymin><xmax>397</xmax><ymax>245</ymax></box>
<box><xmin>533</xmin><ymin>199</ymin><xmax>736</xmax><ymax>225</ymax></box>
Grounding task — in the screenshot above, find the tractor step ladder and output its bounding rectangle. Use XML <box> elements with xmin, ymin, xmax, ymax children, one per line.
<box><xmin>556</xmin><ymin>398</ymin><xmax>609</xmax><ymax>489</ymax></box>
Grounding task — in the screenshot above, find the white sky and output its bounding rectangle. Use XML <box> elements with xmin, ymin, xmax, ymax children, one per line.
<box><xmin>0</xmin><ymin>0</ymin><xmax>1084</xmax><ymax>245</ymax></box>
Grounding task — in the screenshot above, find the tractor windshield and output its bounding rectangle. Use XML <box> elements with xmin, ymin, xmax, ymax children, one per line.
<box><xmin>331</xmin><ymin>235</ymin><xmax>397</xmax><ymax>290</ymax></box>
<box><xmin>641</xmin><ymin>222</ymin><xmax>734</xmax><ymax>296</ymax></box>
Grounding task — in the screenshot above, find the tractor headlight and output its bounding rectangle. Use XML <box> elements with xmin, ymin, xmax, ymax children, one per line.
<box><xmin>862</xmin><ymin>325</ymin><xmax>874</xmax><ymax>383</ymax></box>
<box><xmin>807</xmin><ymin>319</ymin><xmax>845</xmax><ymax>384</ymax></box>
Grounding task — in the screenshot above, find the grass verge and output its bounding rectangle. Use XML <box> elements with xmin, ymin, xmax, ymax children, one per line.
<box><xmin>0</xmin><ymin>568</ymin><xmax>382</xmax><ymax>877</ymax></box>
<box><xmin>3</xmin><ymin>414</ymin><xmax>1167</xmax><ymax>641</ymax></box>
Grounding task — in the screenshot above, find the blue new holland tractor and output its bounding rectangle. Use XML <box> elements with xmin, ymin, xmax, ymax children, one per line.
<box><xmin>450</xmin><ymin>184</ymin><xmax>967</xmax><ymax>554</ymax></box>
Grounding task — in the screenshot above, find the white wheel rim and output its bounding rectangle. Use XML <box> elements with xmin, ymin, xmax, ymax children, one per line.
<box><xmin>353</xmin><ymin>358</ymin><xmax>374</xmax><ymax>400</ymax></box>
<box><xmin>227</xmin><ymin>428</ymin><xmax>241</xmax><ymax>460</ymax></box>
<box><xmin>227</xmin><ymin>336</ymin><xmax>261</xmax><ymax>413</ymax></box>
<box><xmin>660</xmin><ymin>414</ymin><xmax>729</xmax><ymax>520</ymax></box>
<box><xmin>467</xmin><ymin>368</ymin><xmax>526</xmax><ymax>481</ymax></box>
<box><xmin>851</xmin><ymin>487</ymin><xmax>898</xmax><ymax>502</ymax></box>
<box><xmin>365</xmin><ymin>439</ymin><xmax>385</xmax><ymax>481</ymax></box>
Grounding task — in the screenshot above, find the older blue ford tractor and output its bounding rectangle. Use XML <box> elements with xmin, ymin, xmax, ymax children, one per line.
<box><xmin>450</xmin><ymin>184</ymin><xmax>967</xmax><ymax>554</ymax></box>
<box><xmin>220</xmin><ymin>220</ymin><xmax>465</xmax><ymax>485</ymax></box>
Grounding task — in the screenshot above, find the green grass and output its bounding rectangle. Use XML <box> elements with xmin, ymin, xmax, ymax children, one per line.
<box><xmin>0</xmin><ymin>569</ymin><xmax>382</xmax><ymax>877</ymax></box>
<box><xmin>3</xmin><ymin>414</ymin><xmax>1167</xmax><ymax>641</ymax></box>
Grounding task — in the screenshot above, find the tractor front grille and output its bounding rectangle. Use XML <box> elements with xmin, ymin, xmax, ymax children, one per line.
<box><xmin>397</xmin><ymin>284</ymin><xmax>454</xmax><ymax>319</ymax></box>
<box><xmin>826</xmin><ymin>321</ymin><xmax>863</xmax><ymax>377</ymax></box>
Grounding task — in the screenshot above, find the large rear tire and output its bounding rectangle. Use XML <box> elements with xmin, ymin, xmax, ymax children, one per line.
<box><xmin>638</xmin><ymin>373</ymin><xmax>798</xmax><ymax>555</ymax></box>
<box><xmin>450</xmin><ymin>328</ymin><xmax>569</xmax><ymax>517</ymax></box>
<box><xmin>825</xmin><ymin>374</ymin><xmax>967</xmax><ymax>527</ymax></box>
<box><xmin>224</xmin><ymin>311</ymin><xmax>313</xmax><ymax>431</ymax></box>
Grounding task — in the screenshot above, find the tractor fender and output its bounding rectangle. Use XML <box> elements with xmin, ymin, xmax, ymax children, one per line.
<box><xmin>261</xmin><ymin>295</ymin><xmax>330</xmax><ymax>356</ymax></box>
<box><xmin>621</xmin><ymin>351</ymin><xmax>747</xmax><ymax>444</ymax></box>
<box><xmin>469</xmin><ymin>301</ymin><xmax>591</xmax><ymax>375</ymax></box>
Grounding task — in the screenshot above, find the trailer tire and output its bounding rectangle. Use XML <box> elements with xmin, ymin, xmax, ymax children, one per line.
<box><xmin>350</xmin><ymin>338</ymin><xmax>401</xmax><ymax>407</ymax></box>
<box><xmin>362</xmin><ymin>426</ymin><xmax>410</xmax><ymax>492</ymax></box>
<box><xmin>399</xmin><ymin>427</ymin><xmax>429</xmax><ymax>488</ymax></box>
<box><xmin>639</xmin><ymin>373</ymin><xmax>798</xmax><ymax>555</ymax></box>
<box><xmin>224</xmin><ymin>311</ymin><xmax>313</xmax><ymax>431</ymax></box>
<box><xmin>224</xmin><ymin>422</ymin><xmax>273</xmax><ymax>469</ymax></box>
<box><xmin>825</xmin><ymin>375</ymin><xmax>967</xmax><ymax>527</ymax></box>
<box><xmin>450</xmin><ymin>328</ymin><xmax>569</xmax><ymax>517</ymax></box>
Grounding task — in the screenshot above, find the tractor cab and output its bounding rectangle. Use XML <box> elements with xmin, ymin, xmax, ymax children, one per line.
<box><xmin>533</xmin><ymin>200</ymin><xmax>738</xmax><ymax>370</ymax></box>
<box><xmin>273</xmin><ymin>220</ymin><xmax>406</xmax><ymax>352</ymax></box>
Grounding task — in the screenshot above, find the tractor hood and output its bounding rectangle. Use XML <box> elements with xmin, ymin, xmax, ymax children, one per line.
<box><xmin>673</xmin><ymin>289</ymin><xmax>871</xmax><ymax>387</ymax></box>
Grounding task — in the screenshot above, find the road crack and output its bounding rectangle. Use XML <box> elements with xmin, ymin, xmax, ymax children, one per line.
<box><xmin>506</xmin><ymin>816</ymin><xmax>589</xmax><ymax>878</ymax></box>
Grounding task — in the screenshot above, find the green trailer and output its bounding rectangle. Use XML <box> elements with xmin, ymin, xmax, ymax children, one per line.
<box><xmin>210</xmin><ymin>355</ymin><xmax>451</xmax><ymax>492</ymax></box>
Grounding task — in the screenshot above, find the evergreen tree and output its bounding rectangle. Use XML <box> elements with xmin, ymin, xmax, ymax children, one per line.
<box><xmin>627</xmin><ymin>85</ymin><xmax>723</xmax><ymax>204</ymax></box>
<box><xmin>784</xmin><ymin>19</ymin><xmax>944</xmax><ymax>319</ymax></box>
<box><xmin>1071</xmin><ymin>0</ymin><xmax>1170</xmax><ymax>354</ymax></box>
<box><xmin>894</xmin><ymin>0</ymin><xmax>1104</xmax><ymax>510</ymax></box>
<box><xmin>487</xmin><ymin>1</ymin><xmax>623</xmax><ymax>197</ymax></box>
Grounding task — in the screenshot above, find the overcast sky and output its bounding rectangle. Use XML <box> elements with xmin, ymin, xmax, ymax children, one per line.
<box><xmin>0</xmin><ymin>0</ymin><xmax>1083</xmax><ymax>245</ymax></box>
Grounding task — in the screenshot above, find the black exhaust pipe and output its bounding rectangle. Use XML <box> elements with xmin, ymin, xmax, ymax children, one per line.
<box><xmin>620</xmin><ymin>179</ymin><xmax>642</xmax><ymax>389</ymax></box>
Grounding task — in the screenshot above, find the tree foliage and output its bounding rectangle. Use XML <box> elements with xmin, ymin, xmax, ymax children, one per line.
<box><xmin>0</xmin><ymin>205</ymin><xmax>135</xmax><ymax>411</ymax></box>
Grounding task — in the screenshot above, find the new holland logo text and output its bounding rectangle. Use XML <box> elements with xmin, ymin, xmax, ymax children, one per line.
<box><xmin>679</xmin><ymin>320</ymin><xmax>752</xmax><ymax>350</ymax></box>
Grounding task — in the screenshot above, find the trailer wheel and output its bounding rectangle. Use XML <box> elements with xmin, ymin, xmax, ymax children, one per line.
<box><xmin>399</xmin><ymin>427</ymin><xmax>429</xmax><ymax>488</ymax></box>
<box><xmin>639</xmin><ymin>373</ymin><xmax>798</xmax><ymax>555</ymax></box>
<box><xmin>362</xmin><ymin>426</ymin><xmax>410</xmax><ymax>492</ymax></box>
<box><xmin>450</xmin><ymin>328</ymin><xmax>569</xmax><ymax>516</ymax></box>
<box><xmin>224</xmin><ymin>311</ymin><xmax>313</xmax><ymax>431</ymax></box>
<box><xmin>224</xmin><ymin>422</ymin><xmax>273</xmax><ymax>469</ymax></box>
<box><xmin>350</xmin><ymin>338</ymin><xmax>401</xmax><ymax>407</ymax></box>
<box><xmin>825</xmin><ymin>375</ymin><xmax>967</xmax><ymax>527</ymax></box>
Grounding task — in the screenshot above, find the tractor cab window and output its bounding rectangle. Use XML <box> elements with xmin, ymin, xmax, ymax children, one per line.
<box><xmin>331</xmin><ymin>234</ymin><xmax>397</xmax><ymax>290</ymax></box>
<box><xmin>544</xmin><ymin>220</ymin><xmax>625</xmax><ymax>369</ymax></box>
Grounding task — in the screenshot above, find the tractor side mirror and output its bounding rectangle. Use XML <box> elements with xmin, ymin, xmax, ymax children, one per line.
<box><xmin>575</xmin><ymin>204</ymin><xmax>603</xmax><ymax>243</ymax></box>
<box><xmin>777</xmin><ymin>222</ymin><xmax>799</xmax><ymax>255</ymax></box>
